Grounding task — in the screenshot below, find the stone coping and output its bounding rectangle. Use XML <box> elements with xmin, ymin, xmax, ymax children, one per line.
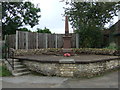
<box><xmin>14</xmin><ymin>55</ymin><xmax>120</xmax><ymax>64</ymax></box>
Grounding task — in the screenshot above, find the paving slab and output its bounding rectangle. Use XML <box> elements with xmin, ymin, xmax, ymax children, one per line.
<box><xmin>15</xmin><ymin>55</ymin><xmax>119</xmax><ymax>62</ymax></box>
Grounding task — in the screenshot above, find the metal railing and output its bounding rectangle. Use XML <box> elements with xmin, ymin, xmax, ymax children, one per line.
<box><xmin>3</xmin><ymin>43</ymin><xmax>14</xmax><ymax>70</ymax></box>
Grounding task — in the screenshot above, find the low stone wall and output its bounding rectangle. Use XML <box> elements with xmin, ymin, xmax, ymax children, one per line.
<box><xmin>22</xmin><ymin>59</ymin><xmax>120</xmax><ymax>77</ymax></box>
<box><xmin>13</xmin><ymin>48</ymin><xmax>60</xmax><ymax>56</ymax></box>
<box><xmin>73</xmin><ymin>48</ymin><xmax>118</xmax><ymax>55</ymax></box>
<box><xmin>12</xmin><ymin>48</ymin><xmax>120</xmax><ymax>77</ymax></box>
<box><xmin>13</xmin><ymin>48</ymin><xmax>119</xmax><ymax>56</ymax></box>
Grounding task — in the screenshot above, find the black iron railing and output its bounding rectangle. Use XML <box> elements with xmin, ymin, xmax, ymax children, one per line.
<box><xmin>3</xmin><ymin>43</ymin><xmax>14</xmax><ymax>70</ymax></box>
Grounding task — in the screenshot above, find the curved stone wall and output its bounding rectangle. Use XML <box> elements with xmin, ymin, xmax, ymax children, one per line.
<box><xmin>22</xmin><ymin>59</ymin><xmax>120</xmax><ymax>77</ymax></box>
<box><xmin>12</xmin><ymin>48</ymin><xmax>120</xmax><ymax>77</ymax></box>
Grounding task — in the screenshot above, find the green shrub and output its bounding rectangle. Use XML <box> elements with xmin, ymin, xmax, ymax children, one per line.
<box><xmin>105</xmin><ymin>42</ymin><xmax>117</xmax><ymax>50</ymax></box>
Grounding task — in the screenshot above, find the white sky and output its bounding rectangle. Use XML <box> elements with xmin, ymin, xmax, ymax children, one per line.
<box><xmin>24</xmin><ymin>0</ymin><xmax>119</xmax><ymax>33</ymax></box>
<box><xmin>24</xmin><ymin>0</ymin><xmax>73</xmax><ymax>34</ymax></box>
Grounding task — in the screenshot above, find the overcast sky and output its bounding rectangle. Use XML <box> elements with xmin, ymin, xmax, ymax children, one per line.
<box><xmin>24</xmin><ymin>0</ymin><xmax>119</xmax><ymax>34</ymax></box>
<box><xmin>24</xmin><ymin>0</ymin><xmax>73</xmax><ymax>34</ymax></box>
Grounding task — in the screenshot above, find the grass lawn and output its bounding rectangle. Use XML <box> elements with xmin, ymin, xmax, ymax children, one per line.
<box><xmin>0</xmin><ymin>64</ymin><xmax>12</xmax><ymax>77</ymax></box>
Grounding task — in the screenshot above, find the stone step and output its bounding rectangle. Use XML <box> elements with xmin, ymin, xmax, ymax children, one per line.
<box><xmin>9</xmin><ymin>62</ymin><xmax>21</xmax><ymax>65</ymax></box>
<box><xmin>13</xmin><ymin>71</ymin><xmax>30</xmax><ymax>76</ymax></box>
<box><xmin>14</xmin><ymin>62</ymin><xmax>21</xmax><ymax>65</ymax></box>
<box><xmin>4</xmin><ymin>58</ymin><xmax>31</xmax><ymax>76</ymax></box>
<box><xmin>14</xmin><ymin>65</ymin><xmax>24</xmax><ymax>68</ymax></box>
<box><xmin>7</xmin><ymin>59</ymin><xmax>19</xmax><ymax>62</ymax></box>
<box><xmin>13</xmin><ymin>68</ymin><xmax>28</xmax><ymax>72</ymax></box>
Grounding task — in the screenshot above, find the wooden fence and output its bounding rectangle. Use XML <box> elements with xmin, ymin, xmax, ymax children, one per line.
<box><xmin>6</xmin><ymin>31</ymin><xmax>79</xmax><ymax>49</ymax></box>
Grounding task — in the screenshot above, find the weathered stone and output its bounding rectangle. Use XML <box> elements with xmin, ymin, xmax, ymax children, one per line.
<box><xmin>59</xmin><ymin>59</ymin><xmax>75</xmax><ymax>63</ymax></box>
<box><xmin>22</xmin><ymin>59</ymin><xmax>120</xmax><ymax>77</ymax></box>
<box><xmin>12</xmin><ymin>48</ymin><xmax>119</xmax><ymax>57</ymax></box>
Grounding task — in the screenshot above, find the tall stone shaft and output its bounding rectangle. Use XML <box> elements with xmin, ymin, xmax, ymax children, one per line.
<box><xmin>65</xmin><ymin>16</ymin><xmax>69</xmax><ymax>35</ymax></box>
<box><xmin>63</xmin><ymin>16</ymin><xmax>72</xmax><ymax>48</ymax></box>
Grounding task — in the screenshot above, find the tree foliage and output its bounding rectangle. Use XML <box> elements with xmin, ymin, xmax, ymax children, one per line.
<box><xmin>65</xmin><ymin>2</ymin><xmax>120</xmax><ymax>48</ymax></box>
<box><xmin>37</xmin><ymin>27</ymin><xmax>51</xmax><ymax>33</ymax></box>
<box><xmin>18</xmin><ymin>28</ymin><xmax>31</xmax><ymax>32</ymax></box>
<box><xmin>75</xmin><ymin>27</ymin><xmax>103</xmax><ymax>48</ymax></box>
<box><xmin>2</xmin><ymin>2</ymin><xmax>41</xmax><ymax>36</ymax></box>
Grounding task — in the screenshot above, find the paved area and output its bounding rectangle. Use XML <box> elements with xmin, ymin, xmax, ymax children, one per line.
<box><xmin>15</xmin><ymin>55</ymin><xmax>119</xmax><ymax>62</ymax></box>
<box><xmin>0</xmin><ymin>71</ymin><xmax>119</xmax><ymax>88</ymax></box>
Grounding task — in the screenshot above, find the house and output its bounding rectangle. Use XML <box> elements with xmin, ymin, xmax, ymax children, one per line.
<box><xmin>109</xmin><ymin>20</ymin><xmax>120</xmax><ymax>48</ymax></box>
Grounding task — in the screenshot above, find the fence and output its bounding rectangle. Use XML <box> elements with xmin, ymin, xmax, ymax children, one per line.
<box><xmin>6</xmin><ymin>31</ymin><xmax>79</xmax><ymax>49</ymax></box>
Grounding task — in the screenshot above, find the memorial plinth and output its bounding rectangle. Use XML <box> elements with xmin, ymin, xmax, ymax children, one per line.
<box><xmin>63</xmin><ymin>35</ymin><xmax>71</xmax><ymax>48</ymax></box>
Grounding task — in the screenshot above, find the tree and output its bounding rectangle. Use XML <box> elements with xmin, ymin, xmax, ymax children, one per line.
<box><xmin>18</xmin><ymin>28</ymin><xmax>31</xmax><ymax>32</ymax></box>
<box><xmin>65</xmin><ymin>2</ymin><xmax>120</xmax><ymax>48</ymax></box>
<box><xmin>37</xmin><ymin>27</ymin><xmax>51</xmax><ymax>33</ymax></box>
<box><xmin>2</xmin><ymin>2</ymin><xmax>41</xmax><ymax>37</ymax></box>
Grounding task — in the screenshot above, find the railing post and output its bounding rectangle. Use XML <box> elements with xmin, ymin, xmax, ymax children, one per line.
<box><xmin>4</xmin><ymin>42</ymin><xmax>7</xmax><ymax>59</ymax></box>
<box><xmin>12</xmin><ymin>58</ymin><xmax>14</xmax><ymax>70</ymax></box>
<box><xmin>10</xmin><ymin>48</ymin><xmax>15</xmax><ymax>70</ymax></box>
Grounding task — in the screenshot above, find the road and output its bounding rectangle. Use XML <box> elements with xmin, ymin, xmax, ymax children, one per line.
<box><xmin>0</xmin><ymin>71</ymin><xmax>119</xmax><ymax>88</ymax></box>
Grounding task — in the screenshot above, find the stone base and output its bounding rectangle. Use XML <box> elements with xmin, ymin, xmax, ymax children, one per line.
<box><xmin>62</xmin><ymin>48</ymin><xmax>73</xmax><ymax>53</ymax></box>
<box><xmin>63</xmin><ymin>36</ymin><xmax>72</xmax><ymax>48</ymax></box>
<box><xmin>56</xmin><ymin>48</ymin><xmax>74</xmax><ymax>56</ymax></box>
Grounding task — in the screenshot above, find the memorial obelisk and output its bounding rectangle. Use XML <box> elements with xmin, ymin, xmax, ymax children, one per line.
<box><xmin>63</xmin><ymin>16</ymin><xmax>72</xmax><ymax>48</ymax></box>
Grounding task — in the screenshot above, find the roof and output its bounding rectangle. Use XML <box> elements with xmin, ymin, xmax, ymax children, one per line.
<box><xmin>109</xmin><ymin>20</ymin><xmax>120</xmax><ymax>31</ymax></box>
